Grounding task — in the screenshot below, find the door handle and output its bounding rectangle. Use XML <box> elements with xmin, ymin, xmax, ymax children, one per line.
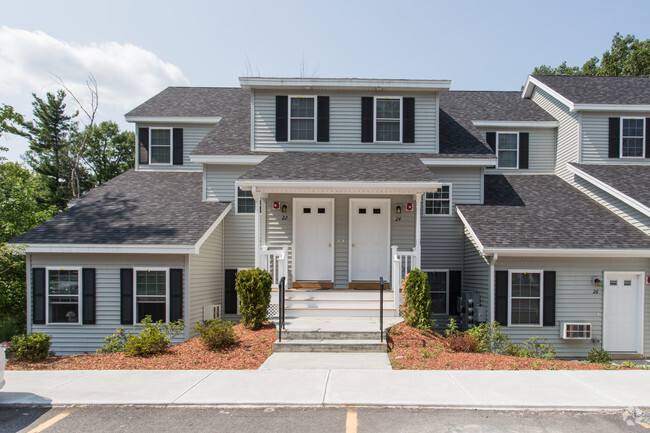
<box><xmin>328</xmin><ymin>243</ymin><xmax>332</xmax><ymax>247</ymax></box>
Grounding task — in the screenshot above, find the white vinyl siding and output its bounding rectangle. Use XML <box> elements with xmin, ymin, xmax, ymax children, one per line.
<box><xmin>223</xmin><ymin>212</ymin><xmax>255</xmax><ymax>270</ymax></box>
<box><xmin>137</xmin><ymin>123</ymin><xmax>215</xmax><ymax>172</ymax></box>
<box><xmin>29</xmin><ymin>253</ymin><xmax>186</xmax><ymax>355</ymax></box>
<box><xmin>253</xmin><ymin>90</ymin><xmax>437</xmax><ymax>153</ymax></box>
<box><xmin>204</xmin><ymin>164</ymin><xmax>256</xmax><ymax>202</ymax></box>
<box><xmin>483</xmin><ymin>127</ymin><xmax>556</xmax><ymax>175</ymax></box>
<box><xmin>530</xmin><ymin>87</ymin><xmax>579</xmax><ymax>181</ymax></box>
<box><xmin>462</xmin><ymin>229</ymin><xmax>490</xmax><ymax>309</ymax></box>
<box><xmin>582</xmin><ymin>113</ymin><xmax>650</xmax><ymax>164</ymax></box>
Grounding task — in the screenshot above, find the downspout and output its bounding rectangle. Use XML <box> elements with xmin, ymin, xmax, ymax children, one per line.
<box><xmin>488</xmin><ymin>253</ymin><xmax>499</xmax><ymax>323</ymax></box>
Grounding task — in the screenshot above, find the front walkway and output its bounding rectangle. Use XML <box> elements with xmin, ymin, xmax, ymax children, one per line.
<box><xmin>2</xmin><ymin>370</ymin><xmax>650</xmax><ymax>408</ymax></box>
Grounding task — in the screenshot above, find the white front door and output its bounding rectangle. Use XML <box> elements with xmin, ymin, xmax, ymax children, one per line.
<box><xmin>349</xmin><ymin>198</ymin><xmax>390</xmax><ymax>281</ymax></box>
<box><xmin>603</xmin><ymin>272</ymin><xmax>645</xmax><ymax>353</ymax></box>
<box><xmin>293</xmin><ymin>198</ymin><xmax>334</xmax><ymax>281</ymax></box>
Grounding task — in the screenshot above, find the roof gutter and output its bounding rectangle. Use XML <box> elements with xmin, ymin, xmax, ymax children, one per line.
<box><xmin>17</xmin><ymin>244</ymin><xmax>197</xmax><ymax>255</ymax></box>
<box><xmin>419</xmin><ymin>158</ymin><xmax>496</xmax><ymax>167</ymax></box>
<box><xmin>236</xmin><ymin>179</ymin><xmax>441</xmax><ymax>194</ymax></box>
<box><xmin>124</xmin><ymin>116</ymin><xmax>222</xmax><ymax>124</ymax></box>
<box><xmin>482</xmin><ymin>248</ymin><xmax>650</xmax><ymax>258</ymax></box>
<box><xmin>190</xmin><ymin>155</ymin><xmax>268</xmax><ymax>165</ymax></box>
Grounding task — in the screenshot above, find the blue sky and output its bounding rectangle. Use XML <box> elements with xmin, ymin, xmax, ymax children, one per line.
<box><xmin>2</xmin><ymin>0</ymin><xmax>649</xmax><ymax>161</ymax></box>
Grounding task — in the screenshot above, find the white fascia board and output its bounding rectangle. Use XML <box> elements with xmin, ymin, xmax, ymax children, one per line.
<box><xmin>237</xmin><ymin>179</ymin><xmax>441</xmax><ymax>195</ymax></box>
<box><xmin>194</xmin><ymin>203</ymin><xmax>232</xmax><ymax>253</ymax></box>
<box><xmin>571</xmin><ymin>104</ymin><xmax>650</xmax><ymax>113</ymax></box>
<box><xmin>472</xmin><ymin>120</ymin><xmax>559</xmax><ymax>128</ymax></box>
<box><xmin>420</xmin><ymin>158</ymin><xmax>497</xmax><ymax>167</ymax></box>
<box><xmin>483</xmin><ymin>247</ymin><xmax>650</xmax><ymax>258</ymax></box>
<box><xmin>189</xmin><ymin>155</ymin><xmax>267</xmax><ymax>165</ymax></box>
<box><xmin>239</xmin><ymin>77</ymin><xmax>451</xmax><ymax>91</ymax></box>
<box><xmin>567</xmin><ymin>164</ymin><xmax>650</xmax><ymax>218</ymax></box>
<box><xmin>521</xmin><ymin>76</ymin><xmax>576</xmax><ymax>110</ymax></box>
<box><xmin>125</xmin><ymin>116</ymin><xmax>222</xmax><ymax>124</ymax></box>
<box><xmin>456</xmin><ymin>209</ymin><xmax>485</xmax><ymax>253</ymax></box>
<box><xmin>19</xmin><ymin>244</ymin><xmax>197</xmax><ymax>254</ymax></box>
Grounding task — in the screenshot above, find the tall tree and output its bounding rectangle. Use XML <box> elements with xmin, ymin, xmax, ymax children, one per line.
<box><xmin>532</xmin><ymin>33</ymin><xmax>650</xmax><ymax>76</ymax></box>
<box><xmin>77</xmin><ymin>121</ymin><xmax>135</xmax><ymax>185</ymax></box>
<box><xmin>0</xmin><ymin>104</ymin><xmax>28</xmax><ymax>159</ymax></box>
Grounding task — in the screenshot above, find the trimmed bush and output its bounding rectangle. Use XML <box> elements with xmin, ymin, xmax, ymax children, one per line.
<box><xmin>588</xmin><ymin>347</ymin><xmax>612</xmax><ymax>365</ymax></box>
<box><xmin>403</xmin><ymin>269</ymin><xmax>433</xmax><ymax>330</ymax></box>
<box><xmin>466</xmin><ymin>321</ymin><xmax>512</xmax><ymax>353</ymax></box>
<box><xmin>195</xmin><ymin>319</ymin><xmax>237</xmax><ymax>350</ymax></box>
<box><xmin>9</xmin><ymin>332</ymin><xmax>51</xmax><ymax>361</ymax></box>
<box><xmin>96</xmin><ymin>328</ymin><xmax>131</xmax><ymax>354</ymax></box>
<box><xmin>235</xmin><ymin>268</ymin><xmax>272</xmax><ymax>330</ymax></box>
<box><xmin>520</xmin><ymin>336</ymin><xmax>557</xmax><ymax>360</ymax></box>
<box><xmin>124</xmin><ymin>316</ymin><xmax>185</xmax><ymax>357</ymax></box>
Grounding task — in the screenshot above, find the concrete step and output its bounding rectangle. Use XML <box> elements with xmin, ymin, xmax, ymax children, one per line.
<box><xmin>283</xmin><ymin>291</ymin><xmax>394</xmax><ymax>301</ymax></box>
<box><xmin>274</xmin><ymin>339</ymin><xmax>387</xmax><ymax>353</ymax></box>
<box><xmin>285</xmin><ymin>300</ymin><xmax>395</xmax><ymax>309</ymax></box>
<box><xmin>280</xmin><ymin>330</ymin><xmax>383</xmax><ymax>340</ymax></box>
<box><xmin>284</xmin><ymin>307</ymin><xmax>399</xmax><ymax>317</ymax></box>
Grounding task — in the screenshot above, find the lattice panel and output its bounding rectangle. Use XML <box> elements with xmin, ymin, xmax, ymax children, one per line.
<box><xmin>267</xmin><ymin>303</ymin><xmax>279</xmax><ymax>318</ymax></box>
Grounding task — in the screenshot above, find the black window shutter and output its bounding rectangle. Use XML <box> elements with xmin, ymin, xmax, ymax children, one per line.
<box><xmin>138</xmin><ymin>127</ymin><xmax>149</xmax><ymax>165</ymax></box>
<box><xmin>120</xmin><ymin>268</ymin><xmax>134</xmax><ymax>325</ymax></box>
<box><xmin>224</xmin><ymin>269</ymin><xmax>238</xmax><ymax>314</ymax></box>
<box><xmin>519</xmin><ymin>132</ymin><xmax>529</xmax><ymax>169</ymax></box>
<box><xmin>317</xmin><ymin>96</ymin><xmax>330</xmax><ymax>142</ymax></box>
<box><xmin>361</xmin><ymin>97</ymin><xmax>374</xmax><ymax>143</ymax></box>
<box><xmin>609</xmin><ymin>117</ymin><xmax>620</xmax><ymax>158</ymax></box>
<box><xmin>646</xmin><ymin>118</ymin><xmax>650</xmax><ymax>158</ymax></box>
<box><xmin>32</xmin><ymin>268</ymin><xmax>46</xmax><ymax>324</ymax></box>
<box><xmin>172</xmin><ymin>128</ymin><xmax>183</xmax><ymax>165</ymax></box>
<box><xmin>403</xmin><ymin>97</ymin><xmax>415</xmax><ymax>143</ymax></box>
<box><xmin>275</xmin><ymin>96</ymin><xmax>288</xmax><ymax>142</ymax></box>
<box><xmin>486</xmin><ymin>132</ymin><xmax>496</xmax><ymax>153</ymax></box>
<box><xmin>543</xmin><ymin>271</ymin><xmax>556</xmax><ymax>327</ymax></box>
<box><xmin>82</xmin><ymin>268</ymin><xmax>96</xmax><ymax>325</ymax></box>
<box><xmin>449</xmin><ymin>271</ymin><xmax>462</xmax><ymax>315</ymax></box>
<box><xmin>169</xmin><ymin>269</ymin><xmax>183</xmax><ymax>322</ymax></box>
<box><xmin>494</xmin><ymin>270</ymin><xmax>508</xmax><ymax>326</ymax></box>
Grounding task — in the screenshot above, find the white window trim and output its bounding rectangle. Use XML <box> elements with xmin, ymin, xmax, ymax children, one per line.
<box><xmin>148</xmin><ymin>127</ymin><xmax>173</xmax><ymax>165</ymax></box>
<box><xmin>508</xmin><ymin>269</ymin><xmax>543</xmax><ymax>327</ymax></box>
<box><xmin>45</xmin><ymin>266</ymin><xmax>82</xmax><ymax>325</ymax></box>
<box><xmin>423</xmin><ymin>184</ymin><xmax>453</xmax><ymax>217</ymax></box>
<box><xmin>425</xmin><ymin>269</ymin><xmax>449</xmax><ymax>315</ymax></box>
<box><xmin>496</xmin><ymin>131</ymin><xmax>519</xmax><ymax>169</ymax></box>
<box><xmin>288</xmin><ymin>96</ymin><xmax>317</xmax><ymax>142</ymax></box>
<box><xmin>620</xmin><ymin>117</ymin><xmax>646</xmax><ymax>159</ymax></box>
<box><xmin>235</xmin><ymin>186</ymin><xmax>255</xmax><ymax>215</ymax></box>
<box><xmin>133</xmin><ymin>267</ymin><xmax>170</xmax><ymax>324</ymax></box>
<box><xmin>374</xmin><ymin>96</ymin><xmax>403</xmax><ymax>143</ymax></box>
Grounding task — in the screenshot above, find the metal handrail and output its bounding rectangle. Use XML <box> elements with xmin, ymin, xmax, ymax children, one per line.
<box><xmin>278</xmin><ymin>276</ymin><xmax>286</xmax><ymax>342</ymax></box>
<box><xmin>379</xmin><ymin>276</ymin><xmax>384</xmax><ymax>342</ymax></box>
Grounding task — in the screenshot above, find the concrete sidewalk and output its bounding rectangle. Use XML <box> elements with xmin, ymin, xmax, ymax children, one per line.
<box><xmin>2</xmin><ymin>369</ymin><xmax>650</xmax><ymax>409</ymax></box>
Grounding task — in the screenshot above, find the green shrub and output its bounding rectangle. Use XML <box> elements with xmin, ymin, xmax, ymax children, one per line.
<box><xmin>520</xmin><ymin>337</ymin><xmax>557</xmax><ymax>360</ymax></box>
<box><xmin>124</xmin><ymin>316</ymin><xmax>185</xmax><ymax>357</ymax></box>
<box><xmin>195</xmin><ymin>319</ymin><xmax>237</xmax><ymax>350</ymax></box>
<box><xmin>235</xmin><ymin>268</ymin><xmax>272</xmax><ymax>330</ymax></box>
<box><xmin>9</xmin><ymin>332</ymin><xmax>51</xmax><ymax>361</ymax></box>
<box><xmin>588</xmin><ymin>347</ymin><xmax>612</xmax><ymax>365</ymax></box>
<box><xmin>444</xmin><ymin>318</ymin><xmax>479</xmax><ymax>352</ymax></box>
<box><xmin>0</xmin><ymin>315</ymin><xmax>24</xmax><ymax>343</ymax></box>
<box><xmin>96</xmin><ymin>328</ymin><xmax>131</xmax><ymax>354</ymax></box>
<box><xmin>466</xmin><ymin>322</ymin><xmax>512</xmax><ymax>353</ymax></box>
<box><xmin>403</xmin><ymin>269</ymin><xmax>433</xmax><ymax>330</ymax></box>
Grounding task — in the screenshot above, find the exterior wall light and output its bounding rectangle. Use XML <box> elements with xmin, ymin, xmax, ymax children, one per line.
<box><xmin>395</xmin><ymin>205</ymin><xmax>402</xmax><ymax>214</ymax></box>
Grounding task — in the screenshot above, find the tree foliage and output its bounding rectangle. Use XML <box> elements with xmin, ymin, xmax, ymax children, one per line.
<box><xmin>78</xmin><ymin>121</ymin><xmax>135</xmax><ymax>185</ymax></box>
<box><xmin>533</xmin><ymin>33</ymin><xmax>650</xmax><ymax>76</ymax></box>
<box><xmin>0</xmin><ymin>104</ymin><xmax>28</xmax><ymax>159</ymax></box>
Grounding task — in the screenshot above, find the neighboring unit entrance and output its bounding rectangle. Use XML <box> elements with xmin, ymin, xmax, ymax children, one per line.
<box><xmin>349</xmin><ymin>198</ymin><xmax>390</xmax><ymax>281</ymax></box>
<box><xmin>293</xmin><ymin>198</ymin><xmax>334</xmax><ymax>281</ymax></box>
<box><xmin>603</xmin><ymin>272</ymin><xmax>645</xmax><ymax>353</ymax></box>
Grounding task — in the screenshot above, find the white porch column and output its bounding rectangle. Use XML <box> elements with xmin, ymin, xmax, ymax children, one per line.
<box><xmin>414</xmin><ymin>193</ymin><xmax>422</xmax><ymax>269</ymax></box>
<box><xmin>253</xmin><ymin>187</ymin><xmax>261</xmax><ymax>268</ymax></box>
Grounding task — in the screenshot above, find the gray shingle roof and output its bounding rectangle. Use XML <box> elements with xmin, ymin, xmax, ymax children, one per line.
<box><xmin>458</xmin><ymin>175</ymin><xmax>650</xmax><ymax>250</ymax></box>
<box><xmin>532</xmin><ymin>75</ymin><xmax>650</xmax><ymax>105</ymax></box>
<box><xmin>125</xmin><ymin>87</ymin><xmax>247</xmax><ymax>118</ymax></box>
<box><xmin>11</xmin><ymin>171</ymin><xmax>229</xmax><ymax>245</ymax></box>
<box><xmin>239</xmin><ymin>152</ymin><xmax>437</xmax><ymax>182</ymax></box>
<box><xmin>571</xmin><ymin>163</ymin><xmax>650</xmax><ymax>208</ymax></box>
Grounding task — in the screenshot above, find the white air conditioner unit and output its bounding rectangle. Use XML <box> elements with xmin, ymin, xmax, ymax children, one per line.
<box><xmin>562</xmin><ymin>322</ymin><xmax>592</xmax><ymax>339</ymax></box>
<box><xmin>202</xmin><ymin>304</ymin><xmax>222</xmax><ymax>321</ymax></box>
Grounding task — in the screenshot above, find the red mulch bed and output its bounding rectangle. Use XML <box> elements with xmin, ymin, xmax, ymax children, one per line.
<box><xmin>387</xmin><ymin>323</ymin><xmax>622</xmax><ymax>370</ymax></box>
<box><xmin>6</xmin><ymin>323</ymin><xmax>276</xmax><ymax>371</ymax></box>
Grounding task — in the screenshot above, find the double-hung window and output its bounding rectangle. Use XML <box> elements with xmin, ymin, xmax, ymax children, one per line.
<box><xmin>621</xmin><ymin>118</ymin><xmax>645</xmax><ymax>158</ymax></box>
<box><xmin>289</xmin><ymin>97</ymin><xmax>315</xmax><ymax>141</ymax></box>
<box><xmin>236</xmin><ymin>187</ymin><xmax>255</xmax><ymax>214</ymax></box>
<box><xmin>47</xmin><ymin>268</ymin><xmax>81</xmax><ymax>324</ymax></box>
<box><xmin>424</xmin><ymin>185</ymin><xmax>452</xmax><ymax>216</ymax></box>
<box><xmin>497</xmin><ymin>132</ymin><xmax>518</xmax><ymax>168</ymax></box>
<box><xmin>427</xmin><ymin>271</ymin><xmax>448</xmax><ymax>315</ymax></box>
<box><xmin>135</xmin><ymin>268</ymin><xmax>168</xmax><ymax>323</ymax></box>
<box><xmin>509</xmin><ymin>270</ymin><xmax>543</xmax><ymax>326</ymax></box>
<box><xmin>375</xmin><ymin>98</ymin><xmax>401</xmax><ymax>142</ymax></box>
<box><xmin>149</xmin><ymin>128</ymin><xmax>172</xmax><ymax>164</ymax></box>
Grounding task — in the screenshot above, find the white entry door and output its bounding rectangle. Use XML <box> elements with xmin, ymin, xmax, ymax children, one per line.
<box><xmin>603</xmin><ymin>272</ymin><xmax>644</xmax><ymax>353</ymax></box>
<box><xmin>293</xmin><ymin>198</ymin><xmax>334</xmax><ymax>281</ymax></box>
<box><xmin>349</xmin><ymin>198</ymin><xmax>390</xmax><ymax>281</ymax></box>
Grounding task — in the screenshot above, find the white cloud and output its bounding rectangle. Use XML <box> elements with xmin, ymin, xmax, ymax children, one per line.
<box><xmin>0</xmin><ymin>26</ymin><xmax>189</xmax><ymax>110</ymax></box>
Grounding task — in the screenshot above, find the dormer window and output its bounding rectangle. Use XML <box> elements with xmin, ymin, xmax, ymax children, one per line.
<box><xmin>290</xmin><ymin>97</ymin><xmax>315</xmax><ymax>141</ymax></box>
<box><xmin>621</xmin><ymin>118</ymin><xmax>645</xmax><ymax>158</ymax></box>
<box><xmin>496</xmin><ymin>132</ymin><xmax>519</xmax><ymax>169</ymax></box>
<box><xmin>375</xmin><ymin>97</ymin><xmax>401</xmax><ymax>142</ymax></box>
<box><xmin>149</xmin><ymin>128</ymin><xmax>172</xmax><ymax>164</ymax></box>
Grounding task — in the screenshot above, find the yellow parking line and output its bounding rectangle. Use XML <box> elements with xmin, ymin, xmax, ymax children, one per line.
<box><xmin>27</xmin><ymin>411</ymin><xmax>71</xmax><ymax>433</ymax></box>
<box><xmin>346</xmin><ymin>407</ymin><xmax>358</xmax><ymax>433</ymax></box>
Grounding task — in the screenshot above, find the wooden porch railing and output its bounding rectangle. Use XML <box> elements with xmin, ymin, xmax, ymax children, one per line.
<box><xmin>260</xmin><ymin>245</ymin><xmax>289</xmax><ymax>288</ymax></box>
